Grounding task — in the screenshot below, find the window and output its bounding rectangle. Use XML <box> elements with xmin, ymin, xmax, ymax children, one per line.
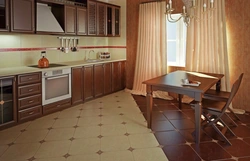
<box><xmin>166</xmin><ymin>14</ymin><xmax>187</xmax><ymax>67</ymax></box>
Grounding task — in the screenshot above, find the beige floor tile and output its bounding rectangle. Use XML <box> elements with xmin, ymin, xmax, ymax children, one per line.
<box><xmin>1</xmin><ymin>143</ymin><xmax>40</xmax><ymax>161</ymax></box>
<box><xmin>101</xmin><ymin>136</ymin><xmax>130</xmax><ymax>152</ymax></box>
<box><xmin>101</xmin><ymin>124</ymin><xmax>127</xmax><ymax>136</ymax></box>
<box><xmin>35</xmin><ymin>140</ymin><xmax>71</xmax><ymax>158</ymax></box>
<box><xmin>58</xmin><ymin>109</ymin><xmax>81</xmax><ymax>119</ymax></box>
<box><xmin>123</xmin><ymin>113</ymin><xmax>146</xmax><ymax>124</ymax></box>
<box><xmin>0</xmin><ymin>130</ymin><xmax>21</xmax><ymax>145</ymax></box>
<box><xmin>101</xmin><ymin>107</ymin><xmax>123</xmax><ymax>115</ymax></box>
<box><xmin>15</xmin><ymin>129</ymin><xmax>49</xmax><ymax>143</ymax></box>
<box><xmin>69</xmin><ymin>138</ymin><xmax>100</xmax><ymax>155</ymax></box>
<box><xmin>77</xmin><ymin>116</ymin><xmax>101</xmax><ymax>127</ymax></box>
<box><xmin>45</xmin><ymin>128</ymin><xmax>75</xmax><ymax>141</ymax></box>
<box><xmin>27</xmin><ymin>118</ymin><xmax>55</xmax><ymax>130</ymax></box>
<box><xmin>67</xmin><ymin>153</ymin><xmax>100</xmax><ymax>161</ymax></box>
<box><xmin>101</xmin><ymin>150</ymin><xmax>134</xmax><ymax>161</ymax></box>
<box><xmin>129</xmin><ymin>133</ymin><xmax>159</xmax><ymax>149</ymax></box>
<box><xmin>125</xmin><ymin>122</ymin><xmax>152</xmax><ymax>134</ymax></box>
<box><xmin>52</xmin><ymin>118</ymin><xmax>78</xmax><ymax>128</ymax></box>
<box><xmin>74</xmin><ymin>126</ymin><xmax>100</xmax><ymax>139</ymax></box>
<box><xmin>133</xmin><ymin>148</ymin><xmax>169</xmax><ymax>161</ymax></box>
<box><xmin>2</xmin><ymin>122</ymin><xmax>30</xmax><ymax>133</ymax></box>
<box><xmin>101</xmin><ymin>115</ymin><xmax>124</xmax><ymax>125</ymax></box>
<box><xmin>0</xmin><ymin>144</ymin><xmax>8</xmax><ymax>156</ymax></box>
<box><xmin>82</xmin><ymin>101</ymin><xmax>103</xmax><ymax>110</ymax></box>
<box><xmin>41</xmin><ymin>112</ymin><xmax>61</xmax><ymax>120</ymax></box>
<box><xmin>80</xmin><ymin>109</ymin><xmax>101</xmax><ymax>117</ymax></box>
<box><xmin>35</xmin><ymin>157</ymin><xmax>66</xmax><ymax>161</ymax></box>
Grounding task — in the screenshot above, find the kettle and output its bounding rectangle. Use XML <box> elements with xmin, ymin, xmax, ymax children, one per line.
<box><xmin>38</xmin><ymin>51</ymin><xmax>49</xmax><ymax>68</ymax></box>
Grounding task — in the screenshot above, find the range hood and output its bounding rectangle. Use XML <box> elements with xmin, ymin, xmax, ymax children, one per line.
<box><xmin>36</xmin><ymin>3</ymin><xmax>64</xmax><ymax>33</ymax></box>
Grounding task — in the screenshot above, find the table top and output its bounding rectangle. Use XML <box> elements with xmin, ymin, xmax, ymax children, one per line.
<box><xmin>143</xmin><ymin>70</ymin><xmax>224</xmax><ymax>94</ymax></box>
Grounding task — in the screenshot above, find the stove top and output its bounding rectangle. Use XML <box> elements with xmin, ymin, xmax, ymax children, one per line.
<box><xmin>28</xmin><ymin>63</ymin><xmax>68</xmax><ymax>68</ymax></box>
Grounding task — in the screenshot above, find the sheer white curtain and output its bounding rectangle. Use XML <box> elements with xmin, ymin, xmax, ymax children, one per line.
<box><xmin>130</xmin><ymin>1</ymin><xmax>172</xmax><ymax>100</ymax></box>
<box><xmin>185</xmin><ymin>0</ymin><xmax>230</xmax><ymax>91</ymax></box>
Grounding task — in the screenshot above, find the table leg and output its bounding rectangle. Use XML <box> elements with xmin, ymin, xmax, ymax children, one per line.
<box><xmin>194</xmin><ymin>101</ymin><xmax>202</xmax><ymax>144</ymax></box>
<box><xmin>216</xmin><ymin>79</ymin><xmax>221</xmax><ymax>91</ymax></box>
<box><xmin>178</xmin><ymin>94</ymin><xmax>183</xmax><ymax>109</ymax></box>
<box><xmin>146</xmin><ymin>85</ymin><xmax>153</xmax><ymax>128</ymax></box>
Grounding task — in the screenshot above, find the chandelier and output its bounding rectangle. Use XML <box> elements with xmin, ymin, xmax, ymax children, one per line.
<box><xmin>166</xmin><ymin>0</ymin><xmax>214</xmax><ymax>26</ymax></box>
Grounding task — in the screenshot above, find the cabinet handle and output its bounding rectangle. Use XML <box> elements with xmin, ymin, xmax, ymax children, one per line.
<box><xmin>28</xmin><ymin>112</ymin><xmax>34</xmax><ymax>115</ymax></box>
<box><xmin>29</xmin><ymin>100</ymin><xmax>34</xmax><ymax>103</ymax></box>
<box><xmin>57</xmin><ymin>104</ymin><xmax>61</xmax><ymax>107</ymax></box>
<box><xmin>0</xmin><ymin>100</ymin><xmax>4</xmax><ymax>105</ymax></box>
<box><xmin>28</xmin><ymin>89</ymin><xmax>34</xmax><ymax>92</ymax></box>
<box><xmin>28</xmin><ymin>77</ymin><xmax>33</xmax><ymax>80</ymax></box>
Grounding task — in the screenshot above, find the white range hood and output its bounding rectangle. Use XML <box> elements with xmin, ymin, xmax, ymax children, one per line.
<box><xmin>36</xmin><ymin>3</ymin><xmax>64</xmax><ymax>33</ymax></box>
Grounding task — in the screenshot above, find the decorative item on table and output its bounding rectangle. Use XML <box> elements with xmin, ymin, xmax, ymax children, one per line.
<box><xmin>181</xmin><ymin>79</ymin><xmax>201</xmax><ymax>86</ymax></box>
<box><xmin>99</xmin><ymin>52</ymin><xmax>111</xmax><ymax>60</ymax></box>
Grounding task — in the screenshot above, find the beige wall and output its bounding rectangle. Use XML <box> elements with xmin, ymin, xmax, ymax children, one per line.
<box><xmin>0</xmin><ymin>0</ymin><xmax>126</xmax><ymax>68</ymax></box>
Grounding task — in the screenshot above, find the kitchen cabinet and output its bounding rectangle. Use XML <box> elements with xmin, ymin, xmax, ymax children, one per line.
<box><xmin>65</xmin><ymin>5</ymin><xmax>76</xmax><ymax>35</ymax></box>
<box><xmin>97</xmin><ymin>2</ymin><xmax>106</xmax><ymax>36</ymax></box>
<box><xmin>77</xmin><ymin>6</ymin><xmax>87</xmax><ymax>35</ymax></box>
<box><xmin>104</xmin><ymin>63</ymin><xmax>112</xmax><ymax>94</ymax></box>
<box><xmin>87</xmin><ymin>0</ymin><xmax>97</xmax><ymax>35</ymax></box>
<box><xmin>0</xmin><ymin>76</ymin><xmax>17</xmax><ymax>130</ymax></box>
<box><xmin>107</xmin><ymin>5</ymin><xmax>120</xmax><ymax>36</ymax></box>
<box><xmin>17</xmin><ymin>72</ymin><xmax>42</xmax><ymax>122</ymax></box>
<box><xmin>112</xmin><ymin>61</ymin><xmax>126</xmax><ymax>92</ymax></box>
<box><xmin>83</xmin><ymin>65</ymin><xmax>94</xmax><ymax>101</ymax></box>
<box><xmin>94</xmin><ymin>64</ymin><xmax>104</xmax><ymax>97</ymax></box>
<box><xmin>43</xmin><ymin>98</ymin><xmax>71</xmax><ymax>115</ymax></box>
<box><xmin>71</xmin><ymin>67</ymin><xmax>83</xmax><ymax>105</ymax></box>
<box><xmin>0</xmin><ymin>0</ymin><xmax>9</xmax><ymax>32</ymax></box>
<box><xmin>10</xmin><ymin>0</ymin><xmax>35</xmax><ymax>33</ymax></box>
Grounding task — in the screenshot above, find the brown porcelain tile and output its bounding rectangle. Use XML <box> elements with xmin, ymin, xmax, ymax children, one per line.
<box><xmin>181</xmin><ymin>109</ymin><xmax>195</xmax><ymax>121</ymax></box>
<box><xmin>154</xmin><ymin>131</ymin><xmax>186</xmax><ymax>145</ymax></box>
<box><xmin>239</xmin><ymin>157</ymin><xmax>250</xmax><ymax>161</ymax></box>
<box><xmin>151</xmin><ymin>120</ymin><xmax>175</xmax><ymax>132</ymax></box>
<box><xmin>191</xmin><ymin>142</ymin><xmax>232</xmax><ymax>161</ymax></box>
<box><xmin>152</xmin><ymin>111</ymin><xmax>168</xmax><ymax>121</ymax></box>
<box><xmin>237</xmin><ymin>113</ymin><xmax>250</xmax><ymax>123</ymax></box>
<box><xmin>153</xmin><ymin>98</ymin><xmax>174</xmax><ymax>105</ymax></box>
<box><xmin>156</xmin><ymin>104</ymin><xmax>179</xmax><ymax>111</ymax></box>
<box><xmin>220</xmin><ymin>139</ymin><xmax>250</xmax><ymax>157</ymax></box>
<box><xmin>232</xmin><ymin>125</ymin><xmax>250</xmax><ymax>138</ymax></box>
<box><xmin>169</xmin><ymin>119</ymin><xmax>195</xmax><ymax>130</ymax></box>
<box><xmin>163</xmin><ymin>111</ymin><xmax>188</xmax><ymax>120</ymax></box>
<box><xmin>163</xmin><ymin>144</ymin><xmax>201</xmax><ymax>161</ymax></box>
<box><xmin>243</xmin><ymin>138</ymin><xmax>250</xmax><ymax>145</ymax></box>
<box><xmin>179</xmin><ymin>129</ymin><xmax>213</xmax><ymax>143</ymax></box>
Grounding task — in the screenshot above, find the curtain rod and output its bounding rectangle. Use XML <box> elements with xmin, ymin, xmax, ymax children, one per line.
<box><xmin>140</xmin><ymin>0</ymin><xmax>163</xmax><ymax>4</ymax></box>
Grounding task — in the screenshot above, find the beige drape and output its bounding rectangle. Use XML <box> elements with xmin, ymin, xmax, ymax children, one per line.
<box><xmin>131</xmin><ymin>1</ymin><xmax>172</xmax><ymax>100</ymax></box>
<box><xmin>185</xmin><ymin>0</ymin><xmax>230</xmax><ymax>91</ymax></box>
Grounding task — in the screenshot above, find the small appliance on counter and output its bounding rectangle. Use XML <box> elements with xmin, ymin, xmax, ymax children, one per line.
<box><xmin>38</xmin><ymin>51</ymin><xmax>49</xmax><ymax>68</ymax></box>
<box><xmin>99</xmin><ymin>52</ymin><xmax>111</xmax><ymax>60</ymax></box>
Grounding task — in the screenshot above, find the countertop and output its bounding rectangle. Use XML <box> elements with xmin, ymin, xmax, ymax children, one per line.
<box><xmin>0</xmin><ymin>59</ymin><xmax>126</xmax><ymax>77</ymax></box>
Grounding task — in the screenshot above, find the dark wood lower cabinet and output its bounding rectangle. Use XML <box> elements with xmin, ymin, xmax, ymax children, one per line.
<box><xmin>94</xmin><ymin>64</ymin><xmax>104</xmax><ymax>97</ymax></box>
<box><xmin>104</xmin><ymin>63</ymin><xmax>112</xmax><ymax>94</ymax></box>
<box><xmin>43</xmin><ymin>98</ymin><xmax>71</xmax><ymax>115</ymax></box>
<box><xmin>83</xmin><ymin>65</ymin><xmax>94</xmax><ymax>101</ymax></box>
<box><xmin>112</xmin><ymin>61</ymin><xmax>126</xmax><ymax>92</ymax></box>
<box><xmin>71</xmin><ymin>67</ymin><xmax>83</xmax><ymax>105</ymax></box>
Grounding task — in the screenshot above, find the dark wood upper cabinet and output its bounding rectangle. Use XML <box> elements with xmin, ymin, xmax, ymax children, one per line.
<box><xmin>107</xmin><ymin>5</ymin><xmax>120</xmax><ymax>36</ymax></box>
<box><xmin>10</xmin><ymin>0</ymin><xmax>35</xmax><ymax>33</ymax></box>
<box><xmin>87</xmin><ymin>0</ymin><xmax>96</xmax><ymax>35</ymax></box>
<box><xmin>0</xmin><ymin>0</ymin><xmax>9</xmax><ymax>32</ymax></box>
<box><xmin>114</xmin><ymin>6</ymin><xmax>120</xmax><ymax>36</ymax></box>
<box><xmin>77</xmin><ymin>6</ymin><xmax>87</xmax><ymax>35</ymax></box>
<box><xmin>65</xmin><ymin>5</ymin><xmax>76</xmax><ymax>35</ymax></box>
<box><xmin>97</xmin><ymin>2</ymin><xmax>106</xmax><ymax>36</ymax></box>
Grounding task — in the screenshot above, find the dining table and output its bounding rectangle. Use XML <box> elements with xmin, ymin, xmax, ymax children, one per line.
<box><xmin>143</xmin><ymin>70</ymin><xmax>224</xmax><ymax>144</ymax></box>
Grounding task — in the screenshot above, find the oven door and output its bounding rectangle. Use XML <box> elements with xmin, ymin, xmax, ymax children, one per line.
<box><xmin>42</xmin><ymin>74</ymin><xmax>71</xmax><ymax>105</ymax></box>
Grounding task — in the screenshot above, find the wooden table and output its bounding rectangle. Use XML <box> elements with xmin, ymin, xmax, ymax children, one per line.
<box><xmin>143</xmin><ymin>70</ymin><xmax>224</xmax><ymax>144</ymax></box>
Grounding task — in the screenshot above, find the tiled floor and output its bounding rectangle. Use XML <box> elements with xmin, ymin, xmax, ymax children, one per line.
<box><xmin>0</xmin><ymin>91</ymin><xmax>168</xmax><ymax>161</ymax></box>
<box><xmin>132</xmin><ymin>94</ymin><xmax>250</xmax><ymax>161</ymax></box>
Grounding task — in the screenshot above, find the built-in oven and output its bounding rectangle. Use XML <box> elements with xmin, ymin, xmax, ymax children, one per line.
<box><xmin>42</xmin><ymin>68</ymin><xmax>71</xmax><ymax>105</ymax></box>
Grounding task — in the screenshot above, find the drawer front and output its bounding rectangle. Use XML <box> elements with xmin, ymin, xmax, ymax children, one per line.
<box><xmin>18</xmin><ymin>94</ymin><xmax>42</xmax><ymax>110</ymax></box>
<box><xmin>18</xmin><ymin>72</ymin><xmax>41</xmax><ymax>85</ymax></box>
<box><xmin>18</xmin><ymin>83</ymin><xmax>41</xmax><ymax>98</ymax></box>
<box><xmin>18</xmin><ymin>105</ymin><xmax>42</xmax><ymax>122</ymax></box>
<box><xmin>43</xmin><ymin>98</ymin><xmax>71</xmax><ymax>115</ymax></box>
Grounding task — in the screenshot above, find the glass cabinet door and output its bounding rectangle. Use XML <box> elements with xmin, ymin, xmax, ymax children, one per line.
<box><xmin>0</xmin><ymin>0</ymin><xmax>9</xmax><ymax>31</ymax></box>
<box><xmin>0</xmin><ymin>77</ymin><xmax>16</xmax><ymax>126</ymax></box>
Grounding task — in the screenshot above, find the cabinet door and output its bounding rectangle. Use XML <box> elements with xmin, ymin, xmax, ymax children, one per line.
<box><xmin>0</xmin><ymin>76</ymin><xmax>17</xmax><ymax>129</ymax></box>
<box><xmin>112</xmin><ymin>61</ymin><xmax>126</xmax><ymax>92</ymax></box>
<box><xmin>77</xmin><ymin>7</ymin><xmax>87</xmax><ymax>35</ymax></box>
<box><xmin>88</xmin><ymin>0</ymin><xmax>97</xmax><ymax>35</ymax></box>
<box><xmin>0</xmin><ymin>0</ymin><xmax>9</xmax><ymax>31</ymax></box>
<box><xmin>83</xmin><ymin>65</ymin><xmax>94</xmax><ymax>101</ymax></box>
<box><xmin>94</xmin><ymin>64</ymin><xmax>104</xmax><ymax>97</ymax></box>
<box><xmin>65</xmin><ymin>5</ymin><xmax>76</xmax><ymax>35</ymax></box>
<box><xmin>106</xmin><ymin>6</ymin><xmax>112</xmax><ymax>36</ymax></box>
<box><xmin>114</xmin><ymin>7</ymin><xmax>120</xmax><ymax>36</ymax></box>
<box><xmin>71</xmin><ymin>67</ymin><xmax>83</xmax><ymax>105</ymax></box>
<box><xmin>10</xmin><ymin>0</ymin><xmax>34</xmax><ymax>33</ymax></box>
<box><xmin>104</xmin><ymin>63</ymin><xmax>112</xmax><ymax>94</ymax></box>
<box><xmin>97</xmin><ymin>3</ymin><xmax>106</xmax><ymax>36</ymax></box>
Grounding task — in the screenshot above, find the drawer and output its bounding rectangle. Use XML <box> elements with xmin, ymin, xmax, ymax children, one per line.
<box><xmin>18</xmin><ymin>105</ymin><xmax>42</xmax><ymax>122</ymax></box>
<box><xmin>18</xmin><ymin>83</ymin><xmax>41</xmax><ymax>98</ymax></box>
<box><xmin>18</xmin><ymin>94</ymin><xmax>42</xmax><ymax>110</ymax></box>
<box><xmin>43</xmin><ymin>98</ymin><xmax>71</xmax><ymax>115</ymax></box>
<box><xmin>18</xmin><ymin>72</ymin><xmax>41</xmax><ymax>85</ymax></box>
